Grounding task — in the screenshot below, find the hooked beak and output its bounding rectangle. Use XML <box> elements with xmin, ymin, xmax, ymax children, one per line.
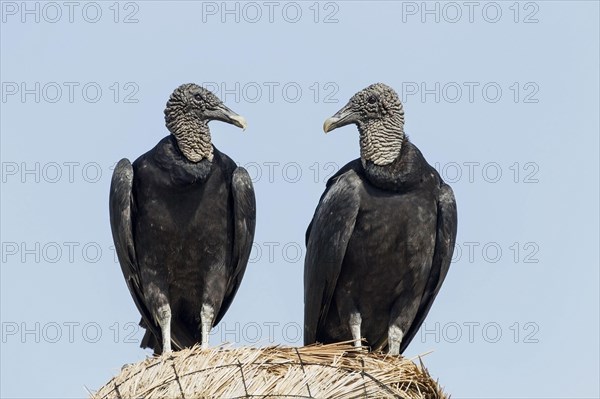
<box><xmin>323</xmin><ymin>103</ymin><xmax>357</xmax><ymax>133</ymax></box>
<box><xmin>209</xmin><ymin>103</ymin><xmax>248</xmax><ymax>131</ymax></box>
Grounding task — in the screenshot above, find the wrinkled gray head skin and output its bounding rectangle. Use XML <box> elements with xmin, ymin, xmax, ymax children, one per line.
<box><xmin>164</xmin><ymin>83</ymin><xmax>247</xmax><ymax>162</ymax></box>
<box><xmin>324</xmin><ymin>83</ymin><xmax>405</xmax><ymax>166</ymax></box>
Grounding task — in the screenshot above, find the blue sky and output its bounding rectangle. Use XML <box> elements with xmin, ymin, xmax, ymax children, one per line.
<box><xmin>1</xmin><ymin>1</ymin><xmax>599</xmax><ymax>398</ymax></box>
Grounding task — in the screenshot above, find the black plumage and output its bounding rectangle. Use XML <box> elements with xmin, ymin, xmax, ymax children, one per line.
<box><xmin>109</xmin><ymin>83</ymin><xmax>255</xmax><ymax>354</ymax></box>
<box><xmin>304</xmin><ymin>83</ymin><xmax>457</xmax><ymax>354</ymax></box>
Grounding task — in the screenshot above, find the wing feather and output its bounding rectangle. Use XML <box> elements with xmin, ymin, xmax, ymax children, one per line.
<box><xmin>109</xmin><ymin>159</ymin><xmax>162</xmax><ymax>349</ymax></box>
<box><xmin>304</xmin><ymin>170</ymin><xmax>362</xmax><ymax>345</ymax></box>
<box><xmin>215</xmin><ymin>167</ymin><xmax>256</xmax><ymax>324</ymax></box>
<box><xmin>400</xmin><ymin>183</ymin><xmax>457</xmax><ymax>353</ymax></box>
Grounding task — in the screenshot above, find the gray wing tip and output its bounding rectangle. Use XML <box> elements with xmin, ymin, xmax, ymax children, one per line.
<box><xmin>116</xmin><ymin>157</ymin><xmax>132</xmax><ymax>166</ymax></box>
<box><xmin>232</xmin><ymin>166</ymin><xmax>253</xmax><ymax>185</ymax></box>
<box><xmin>232</xmin><ymin>167</ymin><xmax>256</xmax><ymax>210</ymax></box>
<box><xmin>439</xmin><ymin>182</ymin><xmax>456</xmax><ymax>201</ymax></box>
<box><xmin>112</xmin><ymin>158</ymin><xmax>134</xmax><ymax>183</ymax></box>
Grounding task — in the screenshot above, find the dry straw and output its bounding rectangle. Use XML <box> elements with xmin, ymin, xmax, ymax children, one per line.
<box><xmin>92</xmin><ymin>342</ymin><xmax>447</xmax><ymax>399</ymax></box>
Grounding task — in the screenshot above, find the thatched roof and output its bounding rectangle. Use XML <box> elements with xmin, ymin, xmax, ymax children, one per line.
<box><xmin>92</xmin><ymin>342</ymin><xmax>447</xmax><ymax>399</ymax></box>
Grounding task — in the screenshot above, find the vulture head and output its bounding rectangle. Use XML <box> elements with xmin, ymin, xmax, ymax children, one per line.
<box><xmin>164</xmin><ymin>83</ymin><xmax>247</xmax><ymax>162</ymax></box>
<box><xmin>323</xmin><ymin>83</ymin><xmax>405</xmax><ymax>166</ymax></box>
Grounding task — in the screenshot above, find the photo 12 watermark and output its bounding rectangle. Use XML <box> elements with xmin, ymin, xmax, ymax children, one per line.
<box><xmin>200</xmin><ymin>1</ymin><xmax>340</xmax><ymax>24</ymax></box>
<box><xmin>400</xmin><ymin>81</ymin><xmax>540</xmax><ymax>104</ymax></box>
<box><xmin>1</xmin><ymin>1</ymin><xmax>140</xmax><ymax>23</ymax></box>
<box><xmin>420</xmin><ymin>321</ymin><xmax>540</xmax><ymax>344</ymax></box>
<box><xmin>1</xmin><ymin>82</ymin><xmax>140</xmax><ymax>104</ymax></box>
<box><xmin>433</xmin><ymin>161</ymin><xmax>540</xmax><ymax>184</ymax></box>
<box><xmin>201</xmin><ymin>81</ymin><xmax>340</xmax><ymax>104</ymax></box>
<box><xmin>1</xmin><ymin>321</ymin><xmax>141</xmax><ymax>344</ymax></box>
<box><xmin>400</xmin><ymin>2</ymin><xmax>540</xmax><ymax>24</ymax></box>
<box><xmin>1</xmin><ymin>161</ymin><xmax>106</xmax><ymax>184</ymax></box>
<box><xmin>451</xmin><ymin>241</ymin><xmax>540</xmax><ymax>264</ymax></box>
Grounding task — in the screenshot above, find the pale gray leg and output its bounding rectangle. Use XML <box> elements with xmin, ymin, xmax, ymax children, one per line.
<box><xmin>388</xmin><ymin>294</ymin><xmax>420</xmax><ymax>355</ymax></box>
<box><xmin>156</xmin><ymin>304</ymin><xmax>172</xmax><ymax>353</ymax></box>
<box><xmin>388</xmin><ymin>324</ymin><xmax>404</xmax><ymax>355</ymax></box>
<box><xmin>335</xmin><ymin>290</ymin><xmax>362</xmax><ymax>348</ymax></box>
<box><xmin>200</xmin><ymin>303</ymin><xmax>215</xmax><ymax>349</ymax></box>
<box><xmin>145</xmin><ymin>279</ymin><xmax>172</xmax><ymax>354</ymax></box>
<box><xmin>349</xmin><ymin>311</ymin><xmax>362</xmax><ymax>348</ymax></box>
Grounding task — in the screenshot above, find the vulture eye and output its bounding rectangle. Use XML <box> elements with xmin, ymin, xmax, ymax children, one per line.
<box><xmin>367</xmin><ymin>96</ymin><xmax>377</xmax><ymax>104</ymax></box>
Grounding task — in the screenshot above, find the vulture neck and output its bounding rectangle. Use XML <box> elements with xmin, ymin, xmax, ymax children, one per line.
<box><xmin>358</xmin><ymin>116</ymin><xmax>405</xmax><ymax>168</ymax></box>
<box><xmin>168</xmin><ymin>116</ymin><xmax>213</xmax><ymax>163</ymax></box>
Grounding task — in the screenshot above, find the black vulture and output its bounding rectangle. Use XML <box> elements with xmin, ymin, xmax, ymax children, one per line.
<box><xmin>109</xmin><ymin>83</ymin><xmax>256</xmax><ymax>354</ymax></box>
<box><xmin>304</xmin><ymin>83</ymin><xmax>457</xmax><ymax>355</ymax></box>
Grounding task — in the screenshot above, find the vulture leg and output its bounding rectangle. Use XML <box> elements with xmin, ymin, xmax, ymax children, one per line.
<box><xmin>388</xmin><ymin>294</ymin><xmax>420</xmax><ymax>355</ymax></box>
<box><xmin>157</xmin><ymin>305</ymin><xmax>172</xmax><ymax>353</ymax></box>
<box><xmin>349</xmin><ymin>312</ymin><xmax>362</xmax><ymax>348</ymax></box>
<box><xmin>337</xmin><ymin>293</ymin><xmax>362</xmax><ymax>348</ymax></box>
<box><xmin>200</xmin><ymin>303</ymin><xmax>215</xmax><ymax>349</ymax></box>
<box><xmin>388</xmin><ymin>325</ymin><xmax>404</xmax><ymax>355</ymax></box>
<box><xmin>145</xmin><ymin>279</ymin><xmax>172</xmax><ymax>353</ymax></box>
